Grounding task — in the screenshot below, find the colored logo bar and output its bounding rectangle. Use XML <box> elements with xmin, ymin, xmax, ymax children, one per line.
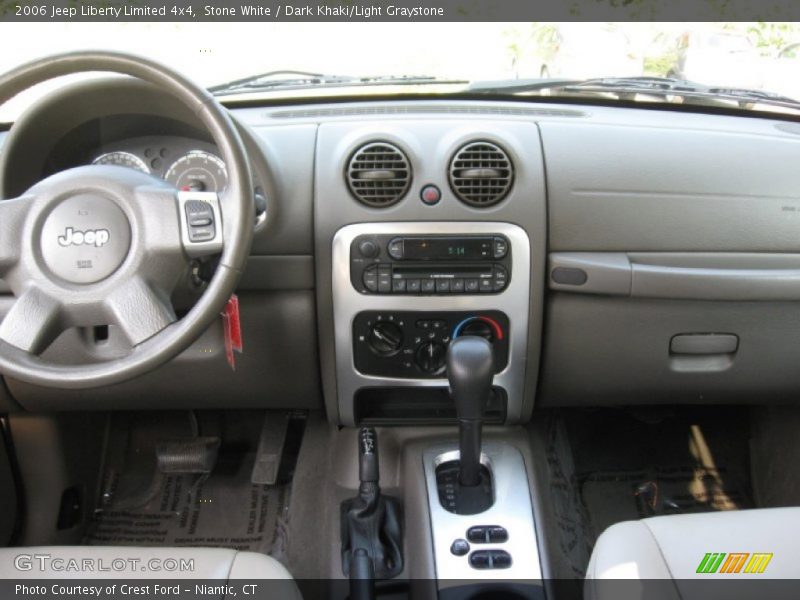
<box><xmin>696</xmin><ymin>553</ymin><xmax>773</xmax><ymax>574</ymax></box>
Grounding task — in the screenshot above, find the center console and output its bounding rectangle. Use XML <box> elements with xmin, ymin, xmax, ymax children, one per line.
<box><xmin>332</xmin><ymin>221</ymin><xmax>542</xmax><ymax>593</ymax></box>
<box><xmin>332</xmin><ymin>222</ymin><xmax>531</xmax><ymax>426</ymax></box>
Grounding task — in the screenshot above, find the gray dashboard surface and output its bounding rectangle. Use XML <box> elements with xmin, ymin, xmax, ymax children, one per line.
<box><xmin>5</xmin><ymin>91</ymin><xmax>800</xmax><ymax>411</ymax></box>
<box><xmin>540</xmin><ymin>115</ymin><xmax>800</xmax><ymax>252</ymax></box>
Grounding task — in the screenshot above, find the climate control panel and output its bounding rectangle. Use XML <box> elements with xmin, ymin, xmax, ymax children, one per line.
<box><xmin>353</xmin><ymin>311</ymin><xmax>510</xmax><ymax>378</ymax></box>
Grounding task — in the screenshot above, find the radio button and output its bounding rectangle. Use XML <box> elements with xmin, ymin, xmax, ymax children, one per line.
<box><xmin>451</xmin><ymin>278</ymin><xmax>465</xmax><ymax>293</ymax></box>
<box><xmin>387</xmin><ymin>238</ymin><xmax>404</xmax><ymax>260</ymax></box>
<box><xmin>392</xmin><ymin>279</ymin><xmax>407</xmax><ymax>293</ymax></box>
<box><xmin>493</xmin><ymin>265</ymin><xmax>509</xmax><ymax>291</ymax></box>
<box><xmin>407</xmin><ymin>279</ymin><xmax>421</xmax><ymax>293</ymax></box>
<box><xmin>377</xmin><ymin>265</ymin><xmax>392</xmax><ymax>293</ymax></box>
<box><xmin>493</xmin><ymin>237</ymin><xmax>508</xmax><ymax>259</ymax></box>
<box><xmin>421</xmin><ymin>280</ymin><xmax>436</xmax><ymax>293</ymax></box>
<box><xmin>362</xmin><ymin>265</ymin><xmax>379</xmax><ymax>292</ymax></box>
<box><xmin>479</xmin><ymin>278</ymin><xmax>493</xmax><ymax>292</ymax></box>
<box><xmin>465</xmin><ymin>279</ymin><xmax>480</xmax><ymax>293</ymax></box>
<box><xmin>435</xmin><ymin>279</ymin><xmax>451</xmax><ymax>293</ymax></box>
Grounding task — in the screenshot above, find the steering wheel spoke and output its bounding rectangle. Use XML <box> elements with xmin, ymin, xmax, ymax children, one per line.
<box><xmin>0</xmin><ymin>194</ymin><xmax>33</xmax><ymax>276</ymax></box>
<box><xmin>105</xmin><ymin>277</ymin><xmax>177</xmax><ymax>347</ymax></box>
<box><xmin>0</xmin><ymin>287</ymin><xmax>62</xmax><ymax>355</ymax></box>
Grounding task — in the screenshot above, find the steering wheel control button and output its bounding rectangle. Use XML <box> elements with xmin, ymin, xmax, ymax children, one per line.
<box><xmin>41</xmin><ymin>194</ymin><xmax>131</xmax><ymax>284</ymax></box>
<box><xmin>184</xmin><ymin>200</ymin><xmax>216</xmax><ymax>241</ymax></box>
<box><xmin>177</xmin><ymin>191</ymin><xmax>223</xmax><ymax>257</ymax></box>
<box><xmin>420</xmin><ymin>184</ymin><xmax>441</xmax><ymax>205</ymax></box>
<box><xmin>450</xmin><ymin>539</ymin><xmax>470</xmax><ymax>557</ymax></box>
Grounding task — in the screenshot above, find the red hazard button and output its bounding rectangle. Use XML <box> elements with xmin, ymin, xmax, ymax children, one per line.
<box><xmin>420</xmin><ymin>184</ymin><xmax>441</xmax><ymax>205</ymax></box>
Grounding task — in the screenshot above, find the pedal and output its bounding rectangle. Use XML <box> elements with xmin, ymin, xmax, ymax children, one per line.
<box><xmin>251</xmin><ymin>413</ymin><xmax>290</xmax><ymax>485</ymax></box>
<box><xmin>156</xmin><ymin>437</ymin><xmax>220</xmax><ymax>474</ymax></box>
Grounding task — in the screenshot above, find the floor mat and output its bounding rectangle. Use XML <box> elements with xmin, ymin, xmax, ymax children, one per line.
<box><xmin>580</xmin><ymin>465</ymin><xmax>751</xmax><ymax>538</ymax></box>
<box><xmin>540</xmin><ymin>413</ymin><xmax>594</xmax><ymax>579</ymax></box>
<box><xmin>84</xmin><ymin>454</ymin><xmax>288</xmax><ymax>552</ymax></box>
<box><xmin>564</xmin><ymin>407</ymin><xmax>754</xmax><ymax>541</ymax></box>
<box><xmin>83</xmin><ymin>411</ymin><xmax>299</xmax><ymax>556</ymax></box>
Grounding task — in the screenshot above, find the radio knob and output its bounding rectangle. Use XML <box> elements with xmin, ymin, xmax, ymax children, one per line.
<box><xmin>358</xmin><ymin>239</ymin><xmax>379</xmax><ymax>258</ymax></box>
<box><xmin>368</xmin><ymin>321</ymin><xmax>404</xmax><ymax>356</ymax></box>
<box><xmin>415</xmin><ymin>341</ymin><xmax>447</xmax><ymax>374</ymax></box>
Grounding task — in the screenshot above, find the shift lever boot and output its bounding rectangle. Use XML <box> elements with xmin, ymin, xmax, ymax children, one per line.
<box><xmin>341</xmin><ymin>428</ymin><xmax>403</xmax><ymax>580</ymax></box>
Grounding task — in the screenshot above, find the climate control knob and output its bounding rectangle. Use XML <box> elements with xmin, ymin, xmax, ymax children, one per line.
<box><xmin>367</xmin><ymin>321</ymin><xmax>404</xmax><ymax>356</ymax></box>
<box><xmin>460</xmin><ymin>320</ymin><xmax>494</xmax><ymax>343</ymax></box>
<box><xmin>415</xmin><ymin>342</ymin><xmax>447</xmax><ymax>374</ymax></box>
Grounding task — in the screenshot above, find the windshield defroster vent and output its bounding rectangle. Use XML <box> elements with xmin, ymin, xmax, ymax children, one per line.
<box><xmin>346</xmin><ymin>142</ymin><xmax>411</xmax><ymax>207</ymax></box>
<box><xmin>449</xmin><ymin>141</ymin><xmax>513</xmax><ymax>207</ymax></box>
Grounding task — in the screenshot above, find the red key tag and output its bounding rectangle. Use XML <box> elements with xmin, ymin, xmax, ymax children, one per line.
<box><xmin>222</xmin><ymin>294</ymin><xmax>243</xmax><ymax>371</ymax></box>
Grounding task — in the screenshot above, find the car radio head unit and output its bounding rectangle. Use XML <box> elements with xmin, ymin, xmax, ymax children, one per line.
<box><xmin>350</xmin><ymin>234</ymin><xmax>511</xmax><ymax>295</ymax></box>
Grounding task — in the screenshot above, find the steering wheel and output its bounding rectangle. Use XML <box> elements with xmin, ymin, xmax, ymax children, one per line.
<box><xmin>0</xmin><ymin>52</ymin><xmax>255</xmax><ymax>389</ymax></box>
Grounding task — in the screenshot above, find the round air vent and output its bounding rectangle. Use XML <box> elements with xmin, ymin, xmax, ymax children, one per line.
<box><xmin>449</xmin><ymin>141</ymin><xmax>514</xmax><ymax>207</ymax></box>
<box><xmin>346</xmin><ymin>142</ymin><xmax>412</xmax><ymax>207</ymax></box>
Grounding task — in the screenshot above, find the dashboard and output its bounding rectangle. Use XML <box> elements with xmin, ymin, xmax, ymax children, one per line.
<box><xmin>3</xmin><ymin>76</ymin><xmax>800</xmax><ymax>420</ymax></box>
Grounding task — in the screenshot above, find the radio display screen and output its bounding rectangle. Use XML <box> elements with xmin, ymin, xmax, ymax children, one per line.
<box><xmin>403</xmin><ymin>237</ymin><xmax>492</xmax><ymax>261</ymax></box>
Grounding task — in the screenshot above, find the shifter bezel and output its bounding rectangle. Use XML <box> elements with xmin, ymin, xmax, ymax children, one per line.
<box><xmin>423</xmin><ymin>443</ymin><xmax>543</xmax><ymax>582</ymax></box>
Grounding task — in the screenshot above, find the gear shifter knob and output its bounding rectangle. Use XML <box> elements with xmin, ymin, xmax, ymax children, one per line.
<box><xmin>447</xmin><ymin>336</ymin><xmax>494</xmax><ymax>487</ymax></box>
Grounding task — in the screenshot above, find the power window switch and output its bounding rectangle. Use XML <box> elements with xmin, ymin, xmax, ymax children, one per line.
<box><xmin>469</xmin><ymin>551</ymin><xmax>491</xmax><ymax>569</ymax></box>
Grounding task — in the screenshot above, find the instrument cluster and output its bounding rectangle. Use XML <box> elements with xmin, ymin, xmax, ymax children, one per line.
<box><xmin>91</xmin><ymin>136</ymin><xmax>229</xmax><ymax>193</ymax></box>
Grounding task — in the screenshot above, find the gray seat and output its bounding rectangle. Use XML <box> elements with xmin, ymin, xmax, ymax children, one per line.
<box><xmin>0</xmin><ymin>546</ymin><xmax>301</xmax><ymax>598</ymax></box>
<box><xmin>586</xmin><ymin>507</ymin><xmax>800</xmax><ymax>599</ymax></box>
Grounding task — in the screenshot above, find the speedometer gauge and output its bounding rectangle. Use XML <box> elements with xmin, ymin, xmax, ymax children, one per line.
<box><xmin>92</xmin><ymin>151</ymin><xmax>150</xmax><ymax>173</ymax></box>
<box><xmin>164</xmin><ymin>151</ymin><xmax>228</xmax><ymax>193</ymax></box>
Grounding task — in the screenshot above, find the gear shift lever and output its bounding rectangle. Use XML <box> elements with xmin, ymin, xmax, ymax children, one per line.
<box><xmin>447</xmin><ymin>336</ymin><xmax>494</xmax><ymax>487</ymax></box>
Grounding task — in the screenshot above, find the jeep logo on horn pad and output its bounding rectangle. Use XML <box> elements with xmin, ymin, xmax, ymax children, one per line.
<box><xmin>57</xmin><ymin>227</ymin><xmax>110</xmax><ymax>248</ymax></box>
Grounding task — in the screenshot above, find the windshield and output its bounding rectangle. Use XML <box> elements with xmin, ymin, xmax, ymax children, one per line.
<box><xmin>2</xmin><ymin>21</ymin><xmax>800</xmax><ymax>119</ymax></box>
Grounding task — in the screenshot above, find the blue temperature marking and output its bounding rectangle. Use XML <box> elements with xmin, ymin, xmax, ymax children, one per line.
<box><xmin>452</xmin><ymin>316</ymin><xmax>477</xmax><ymax>339</ymax></box>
